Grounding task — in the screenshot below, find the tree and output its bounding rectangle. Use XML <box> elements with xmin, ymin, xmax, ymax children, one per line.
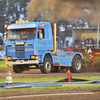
<box><xmin>0</xmin><ymin>0</ymin><xmax>30</xmax><ymax>33</ymax></box>
<box><xmin>0</xmin><ymin>0</ymin><xmax>7</xmax><ymax>33</ymax></box>
<box><xmin>5</xmin><ymin>0</ymin><xmax>30</xmax><ymax>24</ymax></box>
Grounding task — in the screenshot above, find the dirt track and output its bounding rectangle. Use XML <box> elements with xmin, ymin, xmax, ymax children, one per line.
<box><xmin>0</xmin><ymin>68</ymin><xmax>100</xmax><ymax>79</ymax></box>
<box><xmin>0</xmin><ymin>68</ymin><xmax>100</xmax><ymax>100</ymax></box>
<box><xmin>0</xmin><ymin>88</ymin><xmax>100</xmax><ymax>100</ymax></box>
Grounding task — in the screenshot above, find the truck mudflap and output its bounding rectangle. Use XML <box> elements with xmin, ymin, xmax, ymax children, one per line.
<box><xmin>6</xmin><ymin>60</ymin><xmax>38</xmax><ymax>65</ymax></box>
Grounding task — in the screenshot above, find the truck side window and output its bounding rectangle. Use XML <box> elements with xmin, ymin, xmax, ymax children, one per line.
<box><xmin>38</xmin><ymin>28</ymin><xmax>45</xmax><ymax>38</ymax></box>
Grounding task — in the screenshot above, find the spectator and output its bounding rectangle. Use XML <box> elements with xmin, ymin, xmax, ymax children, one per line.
<box><xmin>81</xmin><ymin>37</ymin><xmax>86</xmax><ymax>49</ymax></box>
<box><xmin>89</xmin><ymin>37</ymin><xmax>94</xmax><ymax>49</ymax></box>
<box><xmin>99</xmin><ymin>40</ymin><xmax>100</xmax><ymax>44</ymax></box>
<box><xmin>81</xmin><ymin>37</ymin><xmax>86</xmax><ymax>45</ymax></box>
<box><xmin>67</xmin><ymin>46</ymin><xmax>72</xmax><ymax>52</ymax></box>
<box><xmin>74</xmin><ymin>37</ymin><xmax>80</xmax><ymax>49</ymax></box>
<box><xmin>94</xmin><ymin>39</ymin><xmax>97</xmax><ymax>44</ymax></box>
<box><xmin>75</xmin><ymin>37</ymin><xmax>80</xmax><ymax>45</ymax></box>
<box><xmin>86</xmin><ymin>38</ymin><xmax>90</xmax><ymax>50</ymax></box>
<box><xmin>93</xmin><ymin>39</ymin><xmax>97</xmax><ymax>49</ymax></box>
<box><xmin>89</xmin><ymin>37</ymin><xmax>94</xmax><ymax>44</ymax></box>
<box><xmin>87</xmin><ymin>48</ymin><xmax>92</xmax><ymax>54</ymax></box>
<box><xmin>86</xmin><ymin>38</ymin><xmax>89</xmax><ymax>44</ymax></box>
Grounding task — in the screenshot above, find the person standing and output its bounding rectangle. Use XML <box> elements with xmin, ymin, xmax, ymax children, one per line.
<box><xmin>87</xmin><ymin>48</ymin><xmax>94</xmax><ymax>62</ymax></box>
<box><xmin>74</xmin><ymin>37</ymin><xmax>80</xmax><ymax>49</ymax></box>
<box><xmin>81</xmin><ymin>37</ymin><xmax>86</xmax><ymax>48</ymax></box>
<box><xmin>87</xmin><ymin>48</ymin><xmax>92</xmax><ymax>54</ymax></box>
<box><xmin>89</xmin><ymin>37</ymin><xmax>94</xmax><ymax>49</ymax></box>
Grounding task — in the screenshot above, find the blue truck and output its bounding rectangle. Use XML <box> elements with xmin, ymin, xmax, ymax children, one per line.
<box><xmin>5</xmin><ymin>20</ymin><xmax>83</xmax><ymax>73</ymax></box>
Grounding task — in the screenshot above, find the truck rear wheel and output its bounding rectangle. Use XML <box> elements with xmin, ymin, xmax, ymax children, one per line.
<box><xmin>71</xmin><ymin>55</ymin><xmax>82</xmax><ymax>73</ymax></box>
<box><xmin>13</xmin><ymin>65</ymin><xmax>24</xmax><ymax>73</ymax></box>
<box><xmin>40</xmin><ymin>58</ymin><xmax>52</xmax><ymax>73</ymax></box>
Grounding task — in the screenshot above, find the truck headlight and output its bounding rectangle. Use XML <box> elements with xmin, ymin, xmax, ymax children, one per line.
<box><xmin>30</xmin><ymin>55</ymin><xmax>38</xmax><ymax>60</ymax></box>
<box><xmin>8</xmin><ymin>57</ymin><xmax>12</xmax><ymax>60</ymax></box>
<box><xmin>5</xmin><ymin>57</ymin><xmax>8</xmax><ymax>61</ymax></box>
<box><xmin>5</xmin><ymin>56</ymin><xmax>11</xmax><ymax>61</ymax></box>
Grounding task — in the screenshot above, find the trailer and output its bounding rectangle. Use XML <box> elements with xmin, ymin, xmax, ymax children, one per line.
<box><xmin>5</xmin><ymin>21</ymin><xmax>83</xmax><ymax>73</ymax></box>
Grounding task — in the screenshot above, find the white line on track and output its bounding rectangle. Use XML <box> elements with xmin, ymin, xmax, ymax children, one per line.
<box><xmin>0</xmin><ymin>92</ymin><xmax>99</xmax><ymax>99</ymax></box>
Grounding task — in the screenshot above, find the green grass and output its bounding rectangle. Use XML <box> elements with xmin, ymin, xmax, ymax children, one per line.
<box><xmin>0</xmin><ymin>77</ymin><xmax>100</xmax><ymax>83</ymax></box>
<box><xmin>0</xmin><ymin>61</ymin><xmax>8</xmax><ymax>68</ymax></box>
<box><xmin>0</xmin><ymin>78</ymin><xmax>64</xmax><ymax>83</ymax></box>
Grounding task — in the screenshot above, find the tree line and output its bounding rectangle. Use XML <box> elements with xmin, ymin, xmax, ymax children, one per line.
<box><xmin>0</xmin><ymin>0</ymin><xmax>30</xmax><ymax>33</ymax></box>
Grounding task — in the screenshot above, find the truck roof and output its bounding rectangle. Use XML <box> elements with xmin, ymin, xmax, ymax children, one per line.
<box><xmin>7</xmin><ymin>21</ymin><xmax>51</xmax><ymax>30</ymax></box>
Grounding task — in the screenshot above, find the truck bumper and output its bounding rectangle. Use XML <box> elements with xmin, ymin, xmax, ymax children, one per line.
<box><xmin>5</xmin><ymin>60</ymin><xmax>38</xmax><ymax>65</ymax></box>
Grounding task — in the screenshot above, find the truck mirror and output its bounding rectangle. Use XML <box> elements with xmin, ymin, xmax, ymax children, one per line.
<box><xmin>39</xmin><ymin>33</ymin><xmax>43</xmax><ymax>40</ymax></box>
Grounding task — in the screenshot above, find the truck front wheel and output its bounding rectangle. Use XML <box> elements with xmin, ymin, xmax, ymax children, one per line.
<box><xmin>13</xmin><ymin>65</ymin><xmax>24</xmax><ymax>73</ymax></box>
<box><xmin>40</xmin><ymin>58</ymin><xmax>52</xmax><ymax>73</ymax></box>
<box><xmin>71</xmin><ymin>55</ymin><xmax>82</xmax><ymax>73</ymax></box>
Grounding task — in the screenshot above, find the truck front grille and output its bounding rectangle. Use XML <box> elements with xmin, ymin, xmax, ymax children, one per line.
<box><xmin>15</xmin><ymin>45</ymin><xmax>25</xmax><ymax>58</ymax></box>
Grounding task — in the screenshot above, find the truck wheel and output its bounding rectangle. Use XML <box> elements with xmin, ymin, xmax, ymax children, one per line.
<box><xmin>13</xmin><ymin>65</ymin><xmax>24</xmax><ymax>73</ymax></box>
<box><xmin>71</xmin><ymin>55</ymin><xmax>82</xmax><ymax>73</ymax></box>
<box><xmin>40</xmin><ymin>58</ymin><xmax>52</xmax><ymax>73</ymax></box>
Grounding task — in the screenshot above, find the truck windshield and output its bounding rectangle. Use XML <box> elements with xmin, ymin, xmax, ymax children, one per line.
<box><xmin>8</xmin><ymin>28</ymin><xmax>36</xmax><ymax>41</ymax></box>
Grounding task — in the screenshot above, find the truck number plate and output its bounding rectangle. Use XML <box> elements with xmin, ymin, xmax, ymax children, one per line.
<box><xmin>17</xmin><ymin>60</ymin><xmax>23</xmax><ymax>63</ymax></box>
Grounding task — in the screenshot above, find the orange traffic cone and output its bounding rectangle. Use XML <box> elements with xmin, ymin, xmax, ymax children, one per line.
<box><xmin>67</xmin><ymin>68</ymin><xmax>71</xmax><ymax>82</ymax></box>
<box><xmin>5</xmin><ymin>71</ymin><xmax>12</xmax><ymax>85</ymax></box>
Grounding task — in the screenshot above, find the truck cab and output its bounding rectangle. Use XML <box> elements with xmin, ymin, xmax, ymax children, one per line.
<box><xmin>5</xmin><ymin>21</ymin><xmax>83</xmax><ymax>73</ymax></box>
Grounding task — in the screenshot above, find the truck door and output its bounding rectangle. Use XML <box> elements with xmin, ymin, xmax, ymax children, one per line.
<box><xmin>37</xmin><ymin>28</ymin><xmax>53</xmax><ymax>54</ymax></box>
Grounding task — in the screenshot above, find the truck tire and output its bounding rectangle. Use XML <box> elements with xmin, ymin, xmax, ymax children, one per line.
<box><xmin>71</xmin><ymin>55</ymin><xmax>82</xmax><ymax>73</ymax></box>
<box><xmin>40</xmin><ymin>58</ymin><xmax>52</xmax><ymax>73</ymax></box>
<box><xmin>13</xmin><ymin>65</ymin><xmax>24</xmax><ymax>73</ymax></box>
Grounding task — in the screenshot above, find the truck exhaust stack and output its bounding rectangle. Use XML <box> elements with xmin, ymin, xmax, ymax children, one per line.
<box><xmin>51</xmin><ymin>23</ymin><xmax>57</xmax><ymax>54</ymax></box>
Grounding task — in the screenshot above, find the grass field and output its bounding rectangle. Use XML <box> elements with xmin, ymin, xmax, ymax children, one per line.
<box><xmin>0</xmin><ymin>77</ymin><xmax>100</xmax><ymax>83</ymax></box>
<box><xmin>0</xmin><ymin>61</ymin><xmax>8</xmax><ymax>68</ymax></box>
